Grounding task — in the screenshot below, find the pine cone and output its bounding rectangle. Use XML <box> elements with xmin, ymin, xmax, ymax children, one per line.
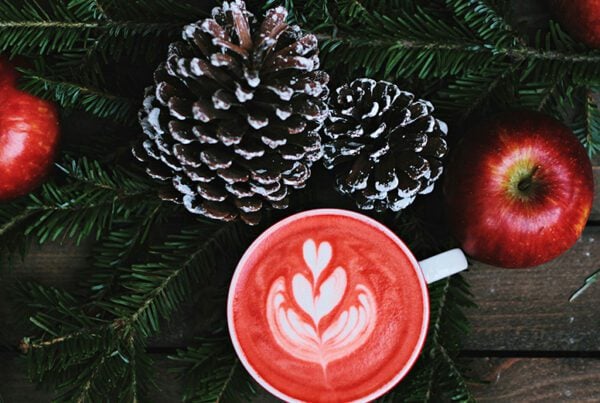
<box><xmin>133</xmin><ymin>0</ymin><xmax>329</xmax><ymax>225</ymax></box>
<box><xmin>322</xmin><ymin>79</ymin><xmax>448</xmax><ymax>212</ymax></box>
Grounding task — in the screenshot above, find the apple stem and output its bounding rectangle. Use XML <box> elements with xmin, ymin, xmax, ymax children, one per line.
<box><xmin>517</xmin><ymin>166</ymin><xmax>540</xmax><ymax>192</ymax></box>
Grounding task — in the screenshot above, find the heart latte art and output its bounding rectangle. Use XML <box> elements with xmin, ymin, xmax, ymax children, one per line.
<box><xmin>266</xmin><ymin>240</ymin><xmax>377</xmax><ymax>369</ymax></box>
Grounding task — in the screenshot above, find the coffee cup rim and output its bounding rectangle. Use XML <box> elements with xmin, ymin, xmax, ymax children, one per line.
<box><xmin>227</xmin><ymin>208</ymin><xmax>431</xmax><ymax>402</ymax></box>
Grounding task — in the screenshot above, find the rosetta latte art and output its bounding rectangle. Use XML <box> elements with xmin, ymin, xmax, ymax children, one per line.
<box><xmin>266</xmin><ymin>239</ymin><xmax>377</xmax><ymax>369</ymax></box>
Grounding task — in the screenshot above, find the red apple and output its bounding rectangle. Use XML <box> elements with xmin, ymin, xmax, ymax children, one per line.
<box><xmin>444</xmin><ymin>110</ymin><xmax>594</xmax><ymax>268</ymax></box>
<box><xmin>550</xmin><ymin>0</ymin><xmax>600</xmax><ymax>48</ymax></box>
<box><xmin>0</xmin><ymin>58</ymin><xmax>59</xmax><ymax>201</ymax></box>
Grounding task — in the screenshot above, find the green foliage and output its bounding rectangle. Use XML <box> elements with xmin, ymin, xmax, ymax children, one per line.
<box><xmin>97</xmin><ymin>221</ymin><xmax>253</xmax><ymax>338</ymax></box>
<box><xmin>17</xmin><ymin>219</ymin><xmax>254</xmax><ymax>402</ymax></box>
<box><xmin>570</xmin><ymin>89</ymin><xmax>600</xmax><ymax>156</ymax></box>
<box><xmin>0</xmin><ymin>0</ymin><xmax>179</xmax><ymax>57</ymax></box>
<box><xmin>92</xmin><ymin>0</ymin><xmax>210</xmax><ymax>22</ymax></box>
<box><xmin>16</xmin><ymin>282</ymin><xmax>149</xmax><ymax>402</ymax></box>
<box><xmin>0</xmin><ymin>0</ymin><xmax>97</xmax><ymax>56</ymax></box>
<box><xmin>0</xmin><ymin>0</ymin><xmax>193</xmax><ymax>121</ymax></box>
<box><xmin>170</xmin><ymin>337</ymin><xmax>257</xmax><ymax>402</ymax></box>
<box><xmin>0</xmin><ymin>156</ymin><xmax>159</xmax><ymax>266</ymax></box>
<box><xmin>18</xmin><ymin>65</ymin><xmax>137</xmax><ymax>124</ymax></box>
<box><xmin>275</xmin><ymin>0</ymin><xmax>600</xmax><ymax>156</ymax></box>
<box><xmin>445</xmin><ymin>0</ymin><xmax>521</xmax><ymax>48</ymax></box>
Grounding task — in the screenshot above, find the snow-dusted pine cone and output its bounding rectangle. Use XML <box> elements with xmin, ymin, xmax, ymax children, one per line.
<box><xmin>133</xmin><ymin>0</ymin><xmax>329</xmax><ymax>225</ymax></box>
<box><xmin>323</xmin><ymin>79</ymin><xmax>448</xmax><ymax>212</ymax></box>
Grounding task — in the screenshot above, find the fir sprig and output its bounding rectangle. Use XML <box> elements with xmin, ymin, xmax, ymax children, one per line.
<box><xmin>18</xmin><ymin>67</ymin><xmax>138</xmax><ymax>124</ymax></box>
<box><xmin>169</xmin><ymin>337</ymin><xmax>257</xmax><ymax>402</ymax></box>
<box><xmin>572</xmin><ymin>89</ymin><xmax>600</xmax><ymax>155</ymax></box>
<box><xmin>18</xmin><ymin>219</ymin><xmax>257</xmax><ymax>401</ymax></box>
<box><xmin>0</xmin><ymin>156</ymin><xmax>159</xmax><ymax>264</ymax></box>
<box><xmin>0</xmin><ymin>0</ymin><xmax>179</xmax><ymax>57</ymax></box>
<box><xmin>21</xmin><ymin>284</ymin><xmax>152</xmax><ymax>402</ymax></box>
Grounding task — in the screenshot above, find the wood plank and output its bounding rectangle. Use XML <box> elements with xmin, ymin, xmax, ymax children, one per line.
<box><xmin>463</xmin><ymin>226</ymin><xmax>600</xmax><ymax>351</ymax></box>
<box><xmin>0</xmin><ymin>353</ymin><xmax>49</xmax><ymax>402</ymax></box>
<box><xmin>465</xmin><ymin>357</ymin><xmax>600</xmax><ymax>402</ymax></box>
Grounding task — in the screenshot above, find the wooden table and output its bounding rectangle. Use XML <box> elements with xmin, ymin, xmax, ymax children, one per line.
<box><xmin>0</xmin><ymin>158</ymin><xmax>598</xmax><ymax>402</ymax></box>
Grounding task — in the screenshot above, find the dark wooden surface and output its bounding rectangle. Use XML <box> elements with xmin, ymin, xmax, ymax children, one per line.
<box><xmin>466</xmin><ymin>358</ymin><xmax>600</xmax><ymax>402</ymax></box>
<box><xmin>463</xmin><ymin>227</ymin><xmax>600</xmax><ymax>352</ymax></box>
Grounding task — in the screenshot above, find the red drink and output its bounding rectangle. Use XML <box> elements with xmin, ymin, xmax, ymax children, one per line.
<box><xmin>228</xmin><ymin>209</ymin><xmax>429</xmax><ymax>402</ymax></box>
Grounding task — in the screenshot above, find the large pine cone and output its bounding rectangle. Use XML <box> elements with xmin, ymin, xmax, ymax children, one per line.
<box><xmin>133</xmin><ymin>0</ymin><xmax>329</xmax><ymax>225</ymax></box>
<box><xmin>323</xmin><ymin>79</ymin><xmax>448</xmax><ymax>212</ymax></box>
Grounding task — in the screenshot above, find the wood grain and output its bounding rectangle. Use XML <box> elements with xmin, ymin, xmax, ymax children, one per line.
<box><xmin>463</xmin><ymin>226</ymin><xmax>600</xmax><ymax>352</ymax></box>
<box><xmin>466</xmin><ymin>357</ymin><xmax>600</xmax><ymax>402</ymax></box>
<box><xmin>0</xmin><ymin>354</ymin><xmax>50</xmax><ymax>403</ymax></box>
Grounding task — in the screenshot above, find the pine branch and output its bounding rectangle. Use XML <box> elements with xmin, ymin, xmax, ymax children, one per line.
<box><xmin>24</xmin><ymin>158</ymin><xmax>159</xmax><ymax>244</ymax></box>
<box><xmin>445</xmin><ymin>0</ymin><xmax>522</xmax><ymax>48</ymax></box>
<box><xmin>86</xmin><ymin>204</ymin><xmax>171</xmax><ymax>301</ymax></box>
<box><xmin>0</xmin><ymin>156</ymin><xmax>159</xmax><ymax>269</ymax></box>
<box><xmin>14</xmin><ymin>195</ymin><xmax>261</xmax><ymax>398</ymax></box>
<box><xmin>571</xmin><ymin>89</ymin><xmax>600</xmax><ymax>156</ymax></box>
<box><xmin>533</xmin><ymin>74</ymin><xmax>570</xmax><ymax>112</ymax></box>
<box><xmin>169</xmin><ymin>338</ymin><xmax>256</xmax><ymax>403</ymax></box>
<box><xmin>0</xmin><ymin>0</ymin><xmax>180</xmax><ymax>57</ymax></box>
<box><xmin>103</xmin><ymin>220</ymin><xmax>255</xmax><ymax>338</ymax></box>
<box><xmin>16</xmin><ymin>283</ymin><xmax>149</xmax><ymax>402</ymax></box>
<box><xmin>284</xmin><ymin>0</ymin><xmax>600</xmax><ymax>154</ymax></box>
<box><xmin>19</xmin><ymin>220</ymin><xmax>256</xmax><ymax>400</ymax></box>
<box><xmin>438</xmin><ymin>344</ymin><xmax>475</xmax><ymax>402</ymax></box>
<box><xmin>0</xmin><ymin>0</ymin><xmax>96</xmax><ymax>55</ymax></box>
<box><xmin>429</xmin><ymin>278</ymin><xmax>453</xmax><ymax>347</ymax></box>
<box><xmin>313</xmin><ymin>5</ymin><xmax>500</xmax><ymax>80</ymax></box>
<box><xmin>433</xmin><ymin>61</ymin><xmax>521</xmax><ymax>121</ymax></box>
<box><xmin>18</xmin><ymin>67</ymin><xmax>137</xmax><ymax>124</ymax></box>
<box><xmin>317</xmin><ymin>28</ymin><xmax>600</xmax><ymax>81</ymax></box>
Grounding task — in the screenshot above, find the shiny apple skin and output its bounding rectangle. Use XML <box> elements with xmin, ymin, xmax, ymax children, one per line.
<box><xmin>551</xmin><ymin>0</ymin><xmax>600</xmax><ymax>48</ymax></box>
<box><xmin>0</xmin><ymin>60</ymin><xmax>59</xmax><ymax>201</ymax></box>
<box><xmin>444</xmin><ymin>111</ymin><xmax>594</xmax><ymax>268</ymax></box>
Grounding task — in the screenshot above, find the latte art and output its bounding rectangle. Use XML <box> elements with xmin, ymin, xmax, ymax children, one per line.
<box><xmin>266</xmin><ymin>240</ymin><xmax>377</xmax><ymax>368</ymax></box>
<box><xmin>228</xmin><ymin>210</ymin><xmax>429</xmax><ymax>402</ymax></box>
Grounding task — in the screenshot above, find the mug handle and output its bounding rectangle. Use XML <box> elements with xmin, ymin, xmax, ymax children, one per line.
<box><xmin>418</xmin><ymin>248</ymin><xmax>469</xmax><ymax>284</ymax></box>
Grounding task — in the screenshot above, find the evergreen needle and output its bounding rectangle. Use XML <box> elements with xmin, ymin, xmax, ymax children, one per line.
<box><xmin>570</xmin><ymin>269</ymin><xmax>600</xmax><ymax>302</ymax></box>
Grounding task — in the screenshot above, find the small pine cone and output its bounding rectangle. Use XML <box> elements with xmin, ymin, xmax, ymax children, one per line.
<box><xmin>322</xmin><ymin>78</ymin><xmax>448</xmax><ymax>212</ymax></box>
<box><xmin>133</xmin><ymin>0</ymin><xmax>329</xmax><ymax>225</ymax></box>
